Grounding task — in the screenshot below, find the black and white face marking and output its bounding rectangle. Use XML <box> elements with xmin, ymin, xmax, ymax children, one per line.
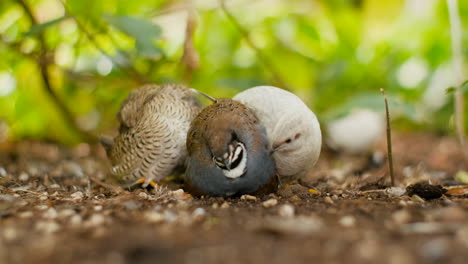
<box><xmin>213</xmin><ymin>142</ymin><xmax>247</xmax><ymax>179</ymax></box>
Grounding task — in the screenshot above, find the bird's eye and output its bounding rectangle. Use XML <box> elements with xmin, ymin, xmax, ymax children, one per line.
<box><xmin>285</xmin><ymin>138</ymin><xmax>292</xmax><ymax>144</ymax></box>
<box><xmin>294</xmin><ymin>133</ymin><xmax>301</xmax><ymax>140</ymax></box>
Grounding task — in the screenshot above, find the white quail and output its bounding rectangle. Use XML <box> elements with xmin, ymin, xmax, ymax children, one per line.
<box><xmin>233</xmin><ymin>85</ymin><xmax>322</xmax><ymax>183</ymax></box>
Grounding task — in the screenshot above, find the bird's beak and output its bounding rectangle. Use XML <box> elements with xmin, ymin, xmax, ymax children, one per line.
<box><xmin>224</xmin><ymin>159</ymin><xmax>231</xmax><ymax>170</ymax></box>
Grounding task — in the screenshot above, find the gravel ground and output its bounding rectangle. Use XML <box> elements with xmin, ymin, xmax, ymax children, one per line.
<box><xmin>0</xmin><ymin>133</ymin><xmax>467</xmax><ymax>264</ymax></box>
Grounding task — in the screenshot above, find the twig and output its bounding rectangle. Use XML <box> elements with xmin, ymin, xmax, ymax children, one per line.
<box><xmin>89</xmin><ymin>176</ymin><xmax>124</xmax><ymax>194</ymax></box>
<box><xmin>57</xmin><ymin>0</ymin><xmax>148</xmax><ymax>85</ymax></box>
<box><xmin>380</xmin><ymin>88</ymin><xmax>395</xmax><ymax>186</ymax></box>
<box><xmin>220</xmin><ymin>0</ymin><xmax>290</xmax><ymax>90</ymax></box>
<box><xmin>447</xmin><ymin>0</ymin><xmax>468</xmax><ymax>163</ymax></box>
<box><xmin>16</xmin><ymin>0</ymin><xmax>97</xmax><ymax>142</ymax></box>
<box><xmin>180</xmin><ymin>1</ymin><xmax>200</xmax><ymax>83</ymax></box>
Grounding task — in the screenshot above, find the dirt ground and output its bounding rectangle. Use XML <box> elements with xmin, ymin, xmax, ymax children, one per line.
<box><xmin>1</xmin><ymin>132</ymin><xmax>468</xmax><ymax>264</ymax></box>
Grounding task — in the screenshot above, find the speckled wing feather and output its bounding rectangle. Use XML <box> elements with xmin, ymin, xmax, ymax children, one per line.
<box><xmin>108</xmin><ymin>84</ymin><xmax>201</xmax><ymax>184</ymax></box>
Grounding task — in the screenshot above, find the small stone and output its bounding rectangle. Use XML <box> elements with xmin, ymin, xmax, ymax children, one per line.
<box><xmin>420</xmin><ymin>238</ymin><xmax>449</xmax><ymax>261</ymax></box>
<box><xmin>138</xmin><ymin>192</ymin><xmax>149</xmax><ymax>199</ymax></box>
<box><xmin>240</xmin><ymin>194</ymin><xmax>257</xmax><ymax>201</ymax></box>
<box><xmin>94</xmin><ymin>205</ymin><xmax>103</xmax><ymax>211</ymax></box>
<box><xmin>411</xmin><ymin>195</ymin><xmax>425</xmax><ymax>203</ymax></box>
<box><xmin>339</xmin><ymin>215</ymin><xmax>356</xmax><ymax>227</ymax></box>
<box><xmin>192</xmin><ymin>208</ymin><xmax>206</xmax><ymax>219</ymax></box>
<box><xmin>278</xmin><ymin>204</ymin><xmax>295</xmax><ymax>218</ymax></box>
<box><xmin>70</xmin><ymin>191</ymin><xmax>84</xmax><ymax>201</ymax></box>
<box><xmin>3</xmin><ymin>227</ymin><xmax>17</xmax><ymax>241</ymax></box>
<box><xmin>84</xmin><ymin>214</ymin><xmax>106</xmax><ymax>228</ymax></box>
<box><xmin>18</xmin><ymin>172</ymin><xmax>29</xmax><ymax>181</ymax></box>
<box><xmin>0</xmin><ymin>167</ymin><xmax>7</xmax><ymax>177</ymax></box>
<box><xmin>262</xmin><ymin>198</ymin><xmax>278</xmax><ymax>208</ymax></box>
<box><xmin>59</xmin><ymin>209</ymin><xmax>76</xmax><ymax>218</ymax></box>
<box><xmin>220</xmin><ymin>202</ymin><xmax>230</xmax><ymax>209</ymax></box>
<box><xmin>211</xmin><ymin>203</ymin><xmax>219</xmax><ymax>209</ymax></box>
<box><xmin>36</xmin><ymin>221</ymin><xmax>60</xmax><ymax>233</ymax></box>
<box><xmin>49</xmin><ymin>184</ymin><xmax>60</xmax><ymax>189</ymax></box>
<box><xmin>456</xmin><ymin>225</ymin><xmax>468</xmax><ymax>247</ymax></box>
<box><xmin>386</xmin><ymin>187</ymin><xmax>406</xmax><ymax>197</ymax></box>
<box><xmin>171</xmin><ymin>189</ymin><xmax>188</xmax><ymax>199</ymax></box>
<box><xmin>331</xmin><ymin>194</ymin><xmax>339</xmax><ymax>201</ymax></box>
<box><xmin>164</xmin><ymin>210</ymin><xmax>178</xmax><ymax>222</ymax></box>
<box><xmin>43</xmin><ymin>208</ymin><xmax>57</xmax><ymax>219</ymax></box>
<box><xmin>144</xmin><ymin>211</ymin><xmax>164</xmax><ymax>223</ymax></box>
<box><xmin>69</xmin><ymin>215</ymin><xmax>82</xmax><ymax>227</ymax></box>
<box><xmin>392</xmin><ymin>210</ymin><xmax>412</xmax><ymax>225</ymax></box>
<box><xmin>18</xmin><ymin>211</ymin><xmax>34</xmax><ymax>218</ymax></box>
<box><xmin>324</xmin><ymin>196</ymin><xmax>335</xmax><ymax>205</ymax></box>
<box><xmin>39</xmin><ymin>195</ymin><xmax>48</xmax><ymax>201</ymax></box>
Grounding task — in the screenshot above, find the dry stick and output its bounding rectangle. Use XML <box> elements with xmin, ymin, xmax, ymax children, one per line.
<box><xmin>447</xmin><ymin>0</ymin><xmax>468</xmax><ymax>163</ymax></box>
<box><xmin>16</xmin><ymin>0</ymin><xmax>96</xmax><ymax>142</ymax></box>
<box><xmin>180</xmin><ymin>1</ymin><xmax>200</xmax><ymax>83</ymax></box>
<box><xmin>57</xmin><ymin>0</ymin><xmax>148</xmax><ymax>85</ymax></box>
<box><xmin>220</xmin><ymin>0</ymin><xmax>291</xmax><ymax>90</ymax></box>
<box><xmin>380</xmin><ymin>88</ymin><xmax>395</xmax><ymax>186</ymax></box>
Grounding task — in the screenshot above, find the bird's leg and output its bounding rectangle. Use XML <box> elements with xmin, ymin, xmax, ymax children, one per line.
<box><xmin>124</xmin><ymin>178</ymin><xmax>158</xmax><ymax>191</ymax></box>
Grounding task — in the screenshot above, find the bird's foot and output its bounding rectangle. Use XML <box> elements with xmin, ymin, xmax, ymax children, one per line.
<box><xmin>124</xmin><ymin>178</ymin><xmax>158</xmax><ymax>191</ymax></box>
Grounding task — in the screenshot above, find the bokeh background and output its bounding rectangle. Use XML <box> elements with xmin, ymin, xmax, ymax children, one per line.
<box><xmin>0</xmin><ymin>0</ymin><xmax>467</xmax><ymax>145</ymax></box>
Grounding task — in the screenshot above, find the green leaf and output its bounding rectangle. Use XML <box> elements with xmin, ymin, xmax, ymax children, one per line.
<box><xmin>103</xmin><ymin>14</ymin><xmax>163</xmax><ymax>59</ymax></box>
<box><xmin>24</xmin><ymin>16</ymin><xmax>69</xmax><ymax>37</ymax></box>
<box><xmin>446</xmin><ymin>80</ymin><xmax>468</xmax><ymax>94</ymax></box>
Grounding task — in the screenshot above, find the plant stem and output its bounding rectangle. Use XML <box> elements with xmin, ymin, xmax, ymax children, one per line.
<box><xmin>381</xmin><ymin>88</ymin><xmax>395</xmax><ymax>186</ymax></box>
<box><xmin>220</xmin><ymin>0</ymin><xmax>290</xmax><ymax>90</ymax></box>
<box><xmin>447</xmin><ymin>0</ymin><xmax>468</xmax><ymax>163</ymax></box>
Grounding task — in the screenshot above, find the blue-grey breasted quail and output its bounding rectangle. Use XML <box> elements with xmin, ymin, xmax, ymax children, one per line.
<box><xmin>185</xmin><ymin>98</ymin><xmax>277</xmax><ymax>197</ymax></box>
<box><xmin>102</xmin><ymin>84</ymin><xmax>201</xmax><ymax>187</ymax></box>
<box><xmin>233</xmin><ymin>85</ymin><xmax>322</xmax><ymax>183</ymax></box>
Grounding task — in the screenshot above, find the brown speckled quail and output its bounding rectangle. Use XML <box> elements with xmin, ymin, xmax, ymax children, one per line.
<box><xmin>101</xmin><ymin>84</ymin><xmax>201</xmax><ymax>187</ymax></box>
<box><xmin>185</xmin><ymin>99</ymin><xmax>277</xmax><ymax>197</ymax></box>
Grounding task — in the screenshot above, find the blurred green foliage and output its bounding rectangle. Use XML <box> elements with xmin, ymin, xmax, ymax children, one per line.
<box><xmin>0</xmin><ymin>0</ymin><xmax>467</xmax><ymax>144</ymax></box>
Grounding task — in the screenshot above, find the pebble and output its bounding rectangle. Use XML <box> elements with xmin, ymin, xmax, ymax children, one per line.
<box><xmin>262</xmin><ymin>198</ymin><xmax>278</xmax><ymax>208</ymax></box>
<box><xmin>83</xmin><ymin>214</ymin><xmax>106</xmax><ymax>228</ymax></box>
<box><xmin>69</xmin><ymin>215</ymin><xmax>82</xmax><ymax>227</ymax></box>
<box><xmin>39</xmin><ymin>195</ymin><xmax>48</xmax><ymax>201</ymax></box>
<box><xmin>240</xmin><ymin>194</ymin><xmax>257</xmax><ymax>201</ymax></box>
<box><xmin>455</xmin><ymin>225</ymin><xmax>468</xmax><ymax>247</ymax></box>
<box><xmin>18</xmin><ymin>172</ymin><xmax>29</xmax><ymax>181</ymax></box>
<box><xmin>0</xmin><ymin>167</ymin><xmax>7</xmax><ymax>177</ymax></box>
<box><xmin>18</xmin><ymin>211</ymin><xmax>34</xmax><ymax>218</ymax></box>
<box><xmin>36</xmin><ymin>221</ymin><xmax>60</xmax><ymax>233</ymax></box>
<box><xmin>192</xmin><ymin>208</ymin><xmax>206</xmax><ymax>219</ymax></box>
<box><xmin>278</xmin><ymin>204</ymin><xmax>295</xmax><ymax>218</ymax></box>
<box><xmin>324</xmin><ymin>196</ymin><xmax>335</xmax><ymax>205</ymax></box>
<box><xmin>138</xmin><ymin>192</ymin><xmax>149</xmax><ymax>199</ymax></box>
<box><xmin>70</xmin><ymin>191</ymin><xmax>84</xmax><ymax>201</ymax></box>
<box><xmin>220</xmin><ymin>202</ymin><xmax>230</xmax><ymax>209</ymax></box>
<box><xmin>392</xmin><ymin>210</ymin><xmax>412</xmax><ymax>225</ymax></box>
<box><xmin>211</xmin><ymin>203</ymin><xmax>219</xmax><ymax>209</ymax></box>
<box><xmin>420</xmin><ymin>238</ymin><xmax>449</xmax><ymax>261</ymax></box>
<box><xmin>3</xmin><ymin>227</ymin><xmax>18</xmax><ymax>241</ymax></box>
<box><xmin>262</xmin><ymin>215</ymin><xmax>324</xmax><ymax>235</ymax></box>
<box><xmin>144</xmin><ymin>211</ymin><xmax>164</xmax><ymax>223</ymax></box>
<box><xmin>49</xmin><ymin>184</ymin><xmax>60</xmax><ymax>189</ymax></box>
<box><xmin>59</xmin><ymin>209</ymin><xmax>76</xmax><ymax>218</ymax></box>
<box><xmin>171</xmin><ymin>189</ymin><xmax>187</xmax><ymax>199</ymax></box>
<box><xmin>94</xmin><ymin>205</ymin><xmax>103</xmax><ymax>211</ymax></box>
<box><xmin>43</xmin><ymin>208</ymin><xmax>58</xmax><ymax>219</ymax></box>
<box><xmin>386</xmin><ymin>187</ymin><xmax>406</xmax><ymax>197</ymax></box>
<box><xmin>339</xmin><ymin>216</ymin><xmax>356</xmax><ymax>227</ymax></box>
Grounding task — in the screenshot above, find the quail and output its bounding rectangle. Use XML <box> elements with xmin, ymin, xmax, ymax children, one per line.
<box><xmin>101</xmin><ymin>84</ymin><xmax>201</xmax><ymax>187</ymax></box>
<box><xmin>185</xmin><ymin>98</ymin><xmax>277</xmax><ymax>197</ymax></box>
<box><xmin>233</xmin><ymin>85</ymin><xmax>322</xmax><ymax>183</ymax></box>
